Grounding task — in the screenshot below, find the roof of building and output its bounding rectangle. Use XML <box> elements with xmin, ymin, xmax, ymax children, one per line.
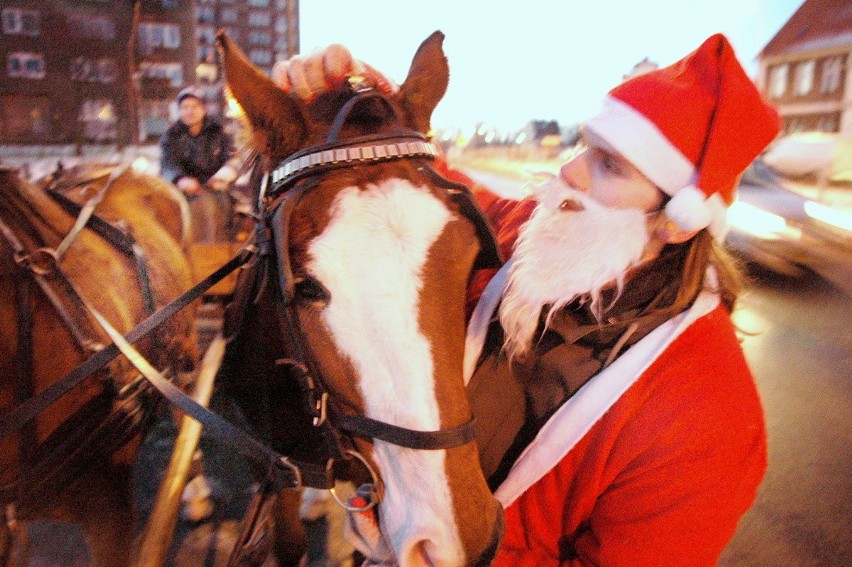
<box><xmin>760</xmin><ymin>0</ymin><xmax>852</xmax><ymax>58</ymax></box>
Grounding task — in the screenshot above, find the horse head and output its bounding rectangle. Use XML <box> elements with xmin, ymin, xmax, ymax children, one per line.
<box><xmin>217</xmin><ymin>31</ymin><xmax>504</xmax><ymax>566</ymax></box>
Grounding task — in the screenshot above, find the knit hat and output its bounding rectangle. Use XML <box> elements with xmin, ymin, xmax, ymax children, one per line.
<box><xmin>583</xmin><ymin>34</ymin><xmax>781</xmax><ymax>236</ymax></box>
<box><xmin>177</xmin><ymin>86</ymin><xmax>204</xmax><ymax>104</ymax></box>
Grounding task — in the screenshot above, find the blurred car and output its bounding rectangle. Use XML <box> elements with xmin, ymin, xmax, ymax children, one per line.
<box><xmin>725</xmin><ymin>159</ymin><xmax>852</xmax><ymax>294</ymax></box>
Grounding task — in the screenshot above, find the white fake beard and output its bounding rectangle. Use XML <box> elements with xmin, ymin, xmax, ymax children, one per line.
<box><xmin>499</xmin><ymin>176</ymin><xmax>651</xmax><ymax>360</ymax></box>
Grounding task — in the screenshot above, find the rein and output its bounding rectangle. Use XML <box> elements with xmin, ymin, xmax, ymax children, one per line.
<box><xmin>0</xmin><ymin>244</ymin><xmax>254</xmax><ymax>441</ymax></box>
<box><xmin>0</xmin><ymin>195</ymin><xmax>159</xmax><ymax>512</ymax></box>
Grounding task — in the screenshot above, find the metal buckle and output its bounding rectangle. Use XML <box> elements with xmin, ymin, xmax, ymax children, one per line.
<box><xmin>313</xmin><ymin>392</ymin><xmax>329</xmax><ymax>426</ymax></box>
<box><xmin>277</xmin><ymin>455</ymin><xmax>302</xmax><ymax>488</ymax></box>
<box><xmin>23</xmin><ymin>247</ymin><xmax>60</xmax><ymax>276</ymax></box>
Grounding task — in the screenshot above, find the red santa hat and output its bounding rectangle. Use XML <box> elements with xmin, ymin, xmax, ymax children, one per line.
<box><xmin>583</xmin><ymin>34</ymin><xmax>782</xmax><ymax>236</ymax></box>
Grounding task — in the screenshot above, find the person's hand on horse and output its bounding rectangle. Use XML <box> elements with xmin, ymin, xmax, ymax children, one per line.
<box><xmin>206</xmin><ymin>164</ymin><xmax>238</xmax><ymax>192</ymax></box>
<box><xmin>272</xmin><ymin>44</ymin><xmax>398</xmax><ymax>101</ymax></box>
<box><xmin>176</xmin><ymin>176</ymin><xmax>203</xmax><ymax>197</ymax></box>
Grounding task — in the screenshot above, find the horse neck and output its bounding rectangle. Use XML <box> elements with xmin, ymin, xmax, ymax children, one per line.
<box><xmin>0</xmin><ymin>170</ymin><xmax>71</xmax><ymax>250</ymax></box>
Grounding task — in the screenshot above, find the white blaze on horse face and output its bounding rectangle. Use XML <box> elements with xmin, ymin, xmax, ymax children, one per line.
<box><xmin>308</xmin><ymin>179</ymin><xmax>466</xmax><ymax>565</ymax></box>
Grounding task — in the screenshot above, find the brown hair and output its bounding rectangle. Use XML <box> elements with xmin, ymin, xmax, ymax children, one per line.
<box><xmin>668</xmin><ymin>229</ymin><xmax>744</xmax><ymax>314</ymax></box>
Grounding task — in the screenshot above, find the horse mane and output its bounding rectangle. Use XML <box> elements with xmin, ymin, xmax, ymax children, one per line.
<box><xmin>0</xmin><ymin>168</ymin><xmax>74</xmax><ymax>253</ymax></box>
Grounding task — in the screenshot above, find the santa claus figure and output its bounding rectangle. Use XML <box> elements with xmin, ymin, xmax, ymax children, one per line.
<box><xmin>274</xmin><ymin>32</ymin><xmax>781</xmax><ymax>566</ymax></box>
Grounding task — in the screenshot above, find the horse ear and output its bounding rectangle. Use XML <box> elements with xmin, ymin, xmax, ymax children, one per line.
<box><xmin>215</xmin><ymin>30</ymin><xmax>307</xmax><ymax>160</ymax></box>
<box><xmin>398</xmin><ymin>31</ymin><xmax>449</xmax><ymax>133</ymax></box>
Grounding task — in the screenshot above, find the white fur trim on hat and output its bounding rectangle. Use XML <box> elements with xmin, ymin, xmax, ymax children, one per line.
<box><xmin>665</xmin><ymin>184</ymin><xmax>722</xmax><ymax>234</ymax></box>
<box><xmin>583</xmin><ymin>96</ymin><xmax>696</xmax><ymax>195</ymax></box>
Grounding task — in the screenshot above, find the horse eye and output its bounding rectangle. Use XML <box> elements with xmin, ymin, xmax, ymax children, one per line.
<box><xmin>294</xmin><ymin>276</ymin><xmax>330</xmax><ymax>305</ymax></box>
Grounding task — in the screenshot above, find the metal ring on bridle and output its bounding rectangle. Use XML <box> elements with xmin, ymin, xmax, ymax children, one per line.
<box><xmin>25</xmin><ymin>248</ymin><xmax>61</xmax><ymax>276</ymax></box>
<box><xmin>329</xmin><ymin>449</ymin><xmax>382</xmax><ymax>512</ymax></box>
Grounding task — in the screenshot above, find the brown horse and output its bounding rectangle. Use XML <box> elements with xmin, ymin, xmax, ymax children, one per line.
<box><xmin>0</xmin><ymin>167</ymin><xmax>198</xmax><ymax>566</ymax></box>
<box><xmin>39</xmin><ymin>163</ymin><xmax>193</xmax><ymax>251</ymax></box>
<box><xmin>216</xmin><ymin>31</ymin><xmax>504</xmax><ymax>566</ymax></box>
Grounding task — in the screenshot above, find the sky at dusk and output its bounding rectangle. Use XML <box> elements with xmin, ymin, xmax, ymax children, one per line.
<box><xmin>299</xmin><ymin>0</ymin><xmax>805</xmax><ymax>133</ymax></box>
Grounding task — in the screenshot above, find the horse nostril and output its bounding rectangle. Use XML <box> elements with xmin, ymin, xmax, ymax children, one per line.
<box><xmin>405</xmin><ymin>539</ymin><xmax>440</xmax><ymax>567</ymax></box>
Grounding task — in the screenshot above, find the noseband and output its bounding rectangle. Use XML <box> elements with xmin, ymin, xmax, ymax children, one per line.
<box><xmin>245</xmin><ymin>85</ymin><xmax>502</xmax><ymax>499</ymax></box>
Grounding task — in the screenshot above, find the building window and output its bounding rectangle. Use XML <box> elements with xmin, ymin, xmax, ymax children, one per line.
<box><xmin>768</xmin><ymin>64</ymin><xmax>787</xmax><ymax>99</ymax></box>
<box><xmin>140</xmin><ymin>62</ymin><xmax>184</xmax><ymax>87</ymax></box>
<box><xmin>141</xmin><ymin>99</ymin><xmax>173</xmax><ymax>138</ymax></box>
<box><xmin>2</xmin><ymin>8</ymin><xmax>40</xmax><ymax>36</ymax></box>
<box><xmin>249</xmin><ymin>49</ymin><xmax>272</xmax><ymax>66</ymax></box>
<box><xmin>67</xmin><ymin>15</ymin><xmax>116</xmax><ymax>40</ymax></box>
<box><xmin>71</xmin><ymin>57</ymin><xmax>117</xmax><ymax>83</ymax></box>
<box><xmin>198</xmin><ymin>45</ymin><xmax>216</xmax><ymax>64</ymax></box>
<box><xmin>197</xmin><ymin>25</ymin><xmax>216</xmax><ymax>45</ymax></box>
<box><xmin>70</xmin><ymin>57</ymin><xmax>94</xmax><ymax>82</ymax></box>
<box><xmin>161</xmin><ymin>0</ymin><xmax>179</xmax><ymax>9</ymax></box>
<box><xmin>793</xmin><ymin>60</ymin><xmax>815</xmax><ymax>96</ymax></box>
<box><xmin>138</xmin><ymin>23</ymin><xmax>181</xmax><ymax>55</ymax></box>
<box><xmin>98</xmin><ymin>59</ymin><xmax>118</xmax><ymax>83</ymax></box>
<box><xmin>220</xmin><ymin>8</ymin><xmax>239</xmax><ymax>23</ymax></box>
<box><xmin>248</xmin><ymin>11</ymin><xmax>271</xmax><ymax>26</ymax></box>
<box><xmin>79</xmin><ymin>99</ymin><xmax>117</xmax><ymax>143</ymax></box>
<box><xmin>249</xmin><ymin>31</ymin><xmax>271</xmax><ymax>46</ymax></box>
<box><xmin>197</xmin><ymin>6</ymin><xmax>215</xmax><ymax>24</ymax></box>
<box><xmin>223</xmin><ymin>27</ymin><xmax>240</xmax><ymax>42</ymax></box>
<box><xmin>248</xmin><ymin>0</ymin><xmax>271</xmax><ymax>6</ymax></box>
<box><xmin>820</xmin><ymin>56</ymin><xmax>843</xmax><ymax>94</ymax></box>
<box><xmin>0</xmin><ymin>95</ymin><xmax>52</xmax><ymax>141</ymax></box>
<box><xmin>7</xmin><ymin>52</ymin><xmax>46</xmax><ymax>79</ymax></box>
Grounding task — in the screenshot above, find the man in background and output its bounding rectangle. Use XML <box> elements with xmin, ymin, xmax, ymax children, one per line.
<box><xmin>160</xmin><ymin>87</ymin><xmax>238</xmax><ymax>243</ymax></box>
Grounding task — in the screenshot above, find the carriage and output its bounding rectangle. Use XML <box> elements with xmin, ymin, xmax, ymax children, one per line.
<box><xmin>0</xmin><ymin>31</ymin><xmax>504</xmax><ymax>567</ymax></box>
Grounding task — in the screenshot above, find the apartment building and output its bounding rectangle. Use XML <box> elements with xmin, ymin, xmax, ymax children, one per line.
<box><xmin>0</xmin><ymin>0</ymin><xmax>136</xmax><ymax>144</ymax></box>
<box><xmin>136</xmin><ymin>0</ymin><xmax>199</xmax><ymax>140</ymax></box>
<box><xmin>0</xmin><ymin>0</ymin><xmax>300</xmax><ymax>145</ymax></box>
<box><xmin>756</xmin><ymin>0</ymin><xmax>852</xmax><ymax>136</ymax></box>
<box><xmin>195</xmin><ymin>0</ymin><xmax>298</xmax><ymax>118</ymax></box>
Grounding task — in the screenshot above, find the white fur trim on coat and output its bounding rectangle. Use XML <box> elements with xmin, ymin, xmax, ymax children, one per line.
<box><xmin>494</xmin><ymin>283</ymin><xmax>721</xmax><ymax>509</ymax></box>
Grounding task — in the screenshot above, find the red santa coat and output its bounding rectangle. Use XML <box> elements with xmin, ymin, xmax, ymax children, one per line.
<box><xmin>456</xmin><ymin>171</ymin><xmax>768</xmax><ymax>566</ymax></box>
<box><xmin>492</xmin><ymin>295</ymin><xmax>767</xmax><ymax>566</ymax></box>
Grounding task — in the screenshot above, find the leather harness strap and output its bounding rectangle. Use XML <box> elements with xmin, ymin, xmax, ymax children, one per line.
<box><xmin>46</xmin><ymin>167</ymin><xmax>157</xmax><ymax>316</ymax></box>
<box><xmin>0</xmin><ymin>245</ymin><xmax>255</xmax><ymax>440</ymax></box>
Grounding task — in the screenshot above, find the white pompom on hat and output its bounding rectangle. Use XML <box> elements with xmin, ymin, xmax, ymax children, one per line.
<box><xmin>583</xmin><ymin>34</ymin><xmax>782</xmax><ymax>236</ymax></box>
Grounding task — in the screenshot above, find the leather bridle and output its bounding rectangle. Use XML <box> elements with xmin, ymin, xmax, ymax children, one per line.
<box><xmin>245</xmin><ymin>85</ymin><xmax>503</xmax><ymax>496</ymax></box>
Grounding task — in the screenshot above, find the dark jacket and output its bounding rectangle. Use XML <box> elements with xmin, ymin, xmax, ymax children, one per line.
<box><xmin>160</xmin><ymin>116</ymin><xmax>233</xmax><ymax>185</ymax></box>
